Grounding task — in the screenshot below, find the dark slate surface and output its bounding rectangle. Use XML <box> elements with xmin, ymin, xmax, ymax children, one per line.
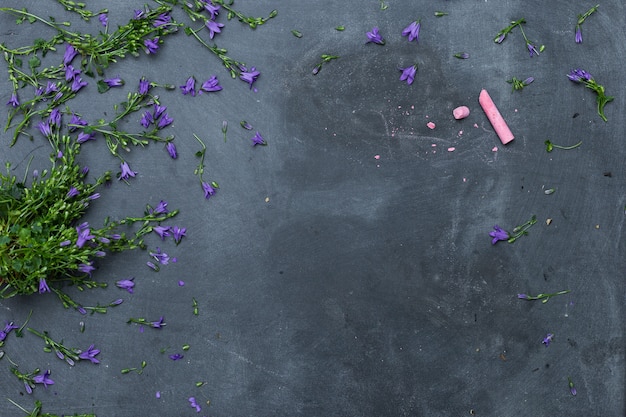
<box><xmin>1</xmin><ymin>1</ymin><xmax>625</xmax><ymax>416</ymax></box>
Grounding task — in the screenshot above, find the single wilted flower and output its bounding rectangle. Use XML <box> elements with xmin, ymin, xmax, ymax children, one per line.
<box><xmin>119</xmin><ymin>161</ymin><xmax>138</xmax><ymax>181</ymax></box>
<box><xmin>144</xmin><ymin>37</ymin><xmax>160</xmax><ymax>54</ymax></box>
<box><xmin>166</xmin><ymin>142</ymin><xmax>177</xmax><ymax>159</ymax></box>
<box><xmin>103</xmin><ymin>77</ymin><xmax>124</xmax><ymax>87</ymax></box>
<box><xmin>71</xmin><ymin>76</ymin><xmax>88</xmax><ymax>92</ymax></box>
<box><xmin>399</xmin><ymin>64</ymin><xmax>418</xmax><ymax>85</ymax></box>
<box><xmin>116</xmin><ymin>278</ymin><xmax>135</xmax><ymax>293</ymax></box>
<box><xmin>489</xmin><ymin>225</ymin><xmax>509</xmax><ymax>244</ymax></box>
<box><xmin>6</xmin><ymin>92</ymin><xmax>19</xmax><ymax>107</ymax></box>
<box><xmin>402</xmin><ymin>20</ymin><xmax>421</xmax><ymax>42</ymax></box>
<box><xmin>63</xmin><ymin>43</ymin><xmax>78</xmax><ymax>65</ymax></box>
<box><xmin>507</xmin><ymin>76</ymin><xmax>534</xmax><ymax>91</ymax></box>
<box><xmin>575</xmin><ymin>26</ymin><xmax>582</xmax><ymax>44</ymax></box>
<box><xmin>453</xmin><ymin>52</ymin><xmax>469</xmax><ymax>59</ymax></box>
<box><xmin>153</xmin><ymin>226</ymin><xmax>171</xmax><ymax>240</ymax></box>
<box><xmin>200</xmin><ymin>75</ymin><xmax>222</xmax><ymax>92</ymax></box>
<box><xmin>180</xmin><ymin>76</ymin><xmax>196</xmax><ymax>96</ymax></box>
<box><xmin>567</xmin><ymin>68</ymin><xmax>613</xmax><ymax>122</ymax></box>
<box><xmin>204</xmin><ymin>1</ymin><xmax>220</xmax><ymax>19</ymax></box>
<box><xmin>98</xmin><ymin>13</ymin><xmax>108</xmax><ymax>27</ymax></box>
<box><xmin>140</xmin><ymin>111</ymin><xmax>154</xmax><ymax>128</ymax></box>
<box><xmin>33</xmin><ymin>370</ymin><xmax>54</xmax><ymax>387</ymax></box>
<box><xmin>79</xmin><ymin>344</ymin><xmax>101</xmax><ymax>364</ymax></box>
<box><xmin>542</xmin><ymin>333</ymin><xmax>554</xmax><ymax>347</ymax></box>
<box><xmin>153</xmin><ymin>12</ymin><xmax>172</xmax><ymax>28</ymax></box>
<box><xmin>239</xmin><ymin>66</ymin><xmax>260</xmax><ymax>89</ymax></box>
<box><xmin>251</xmin><ymin>131</ymin><xmax>266</xmax><ymax>146</ymax></box>
<box><xmin>206</xmin><ymin>18</ymin><xmax>224</xmax><ymax>39</ymax></box>
<box><xmin>169</xmin><ymin>353</ymin><xmax>184</xmax><ymax>360</ymax></box>
<box><xmin>138</xmin><ymin>77</ymin><xmax>151</xmax><ymax>95</ymax></box>
<box><xmin>189</xmin><ymin>397</ymin><xmax>202</xmax><ymax>412</ymax></box>
<box><xmin>171</xmin><ymin>226</ymin><xmax>186</xmax><ymax>244</ymax></box>
<box><xmin>157</xmin><ymin>113</ymin><xmax>173</xmax><ymax>129</ymax></box>
<box><xmin>202</xmin><ymin>182</ymin><xmax>216</xmax><ymax>199</ymax></box>
<box><xmin>366</xmin><ymin>27</ymin><xmax>385</xmax><ymax>45</ymax></box>
<box><xmin>38</xmin><ymin>278</ymin><xmax>50</xmax><ymax>294</ymax></box>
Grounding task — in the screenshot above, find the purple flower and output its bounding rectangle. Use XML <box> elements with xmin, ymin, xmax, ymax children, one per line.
<box><xmin>206</xmin><ymin>18</ymin><xmax>224</xmax><ymax>39</ymax></box>
<box><xmin>489</xmin><ymin>225</ymin><xmax>509</xmax><ymax>245</ymax></box>
<box><xmin>200</xmin><ymin>75</ymin><xmax>222</xmax><ymax>93</ymax></box>
<box><xmin>139</xmin><ymin>77</ymin><xmax>151</xmax><ymax>95</ymax></box>
<box><xmin>103</xmin><ymin>77</ymin><xmax>124</xmax><ymax>87</ymax></box>
<box><xmin>172</xmin><ymin>226</ymin><xmax>186</xmax><ymax>244</ymax></box>
<box><xmin>153</xmin><ymin>225</ymin><xmax>171</xmax><ymax>240</ymax></box>
<box><xmin>66</xmin><ymin>187</ymin><xmax>79</xmax><ymax>198</ymax></box>
<box><xmin>239</xmin><ymin>66</ymin><xmax>260</xmax><ymax>89</ymax></box>
<box><xmin>178</xmin><ymin>280</ymin><xmax>185</xmax><ymax>286</ymax></box>
<box><xmin>366</xmin><ymin>27</ymin><xmax>385</xmax><ymax>45</ymax></box>
<box><xmin>140</xmin><ymin>111</ymin><xmax>154</xmax><ymax>128</ymax></box>
<box><xmin>153</xmin><ymin>104</ymin><xmax>167</xmax><ymax>119</ymax></box>
<box><xmin>402</xmin><ymin>20</ymin><xmax>421</xmax><ymax>42</ymax></box>
<box><xmin>71</xmin><ymin>76</ymin><xmax>88</xmax><ymax>92</ymax></box>
<box><xmin>523</xmin><ymin>77</ymin><xmax>535</xmax><ymax>86</ymax></box>
<box><xmin>180</xmin><ymin>76</ymin><xmax>196</xmax><ymax>96</ymax></box>
<box><xmin>98</xmin><ymin>13</ymin><xmax>108</xmax><ymax>27</ymax></box>
<box><xmin>495</xmin><ymin>33</ymin><xmax>506</xmax><ymax>44</ymax></box>
<box><xmin>188</xmin><ymin>397</ymin><xmax>201</xmax><ymax>412</ymax></box>
<box><xmin>517</xmin><ymin>293</ymin><xmax>528</xmax><ymax>299</ymax></box>
<box><xmin>69</xmin><ymin>113</ymin><xmax>87</xmax><ymax>132</ymax></box>
<box><xmin>575</xmin><ymin>26</ymin><xmax>583</xmax><ymax>44</ymax></box>
<box><xmin>38</xmin><ymin>278</ymin><xmax>50</xmax><ymax>294</ymax></box>
<box><xmin>0</xmin><ymin>321</ymin><xmax>18</xmax><ymax>342</ymax></box>
<box><xmin>151</xmin><ymin>316</ymin><xmax>166</xmax><ymax>328</ymax></box>
<box><xmin>153</xmin><ymin>12</ymin><xmax>172</xmax><ymax>27</ymax></box>
<box><xmin>157</xmin><ymin>113</ymin><xmax>173</xmax><ymax>129</ymax></box>
<box><xmin>77</xmin><ymin>131</ymin><xmax>95</xmax><ymax>144</ymax></box>
<box><xmin>44</xmin><ymin>81</ymin><xmax>59</xmax><ymax>95</ymax></box>
<box><xmin>78</xmin><ymin>262</ymin><xmax>95</xmax><ymax>276</ymax></box>
<box><xmin>169</xmin><ymin>353</ymin><xmax>184</xmax><ymax>361</ymax></box>
<box><xmin>250</xmin><ymin>131</ymin><xmax>266</xmax><ymax>146</ymax></box>
<box><xmin>33</xmin><ymin>370</ymin><xmax>54</xmax><ymax>387</ymax></box>
<box><xmin>63</xmin><ymin>44</ymin><xmax>78</xmax><ymax>65</ymax></box>
<box><xmin>567</xmin><ymin>68</ymin><xmax>593</xmax><ymax>83</ymax></box>
<box><xmin>399</xmin><ymin>65</ymin><xmax>417</xmax><ymax>85</ymax></box>
<box><xmin>166</xmin><ymin>142</ymin><xmax>177</xmax><ymax>159</ymax></box>
<box><xmin>79</xmin><ymin>344</ymin><xmax>101</xmax><ymax>363</ymax></box>
<box><xmin>7</xmin><ymin>92</ymin><xmax>19</xmax><ymax>107</ymax></box>
<box><xmin>203</xmin><ymin>1</ymin><xmax>220</xmax><ymax>19</ymax></box>
<box><xmin>119</xmin><ymin>161</ymin><xmax>137</xmax><ymax>181</ymax></box>
<box><xmin>144</xmin><ymin>37</ymin><xmax>160</xmax><ymax>54</ymax></box>
<box><xmin>152</xmin><ymin>200</ymin><xmax>169</xmax><ymax>214</ymax></box>
<box><xmin>454</xmin><ymin>52</ymin><xmax>470</xmax><ymax>59</ymax></box>
<box><xmin>37</xmin><ymin>121</ymin><xmax>52</xmax><ymax>138</ymax></box>
<box><xmin>202</xmin><ymin>182</ymin><xmax>216</xmax><ymax>199</ymax></box>
<box><xmin>76</xmin><ymin>226</ymin><xmax>94</xmax><ymax>248</ymax></box>
<box><xmin>116</xmin><ymin>278</ymin><xmax>135</xmax><ymax>293</ymax></box>
<box><xmin>48</xmin><ymin>108</ymin><xmax>62</xmax><ymax>127</ymax></box>
<box><xmin>542</xmin><ymin>333</ymin><xmax>554</xmax><ymax>347</ymax></box>
<box><xmin>65</xmin><ymin>64</ymin><xmax>80</xmax><ymax>81</ymax></box>
<box><xmin>527</xmin><ymin>43</ymin><xmax>539</xmax><ymax>57</ymax></box>
<box><xmin>150</xmin><ymin>247</ymin><xmax>170</xmax><ymax>265</ymax></box>
<box><xmin>147</xmin><ymin>261</ymin><xmax>159</xmax><ymax>271</ymax></box>
<box><xmin>60</xmin><ymin>240</ymin><xmax>71</xmax><ymax>247</ymax></box>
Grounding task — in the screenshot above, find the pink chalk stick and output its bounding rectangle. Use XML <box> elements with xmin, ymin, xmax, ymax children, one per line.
<box><xmin>478</xmin><ymin>89</ymin><xmax>514</xmax><ymax>144</ymax></box>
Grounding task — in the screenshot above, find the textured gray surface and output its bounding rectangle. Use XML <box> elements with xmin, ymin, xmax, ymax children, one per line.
<box><xmin>0</xmin><ymin>1</ymin><xmax>624</xmax><ymax>416</ymax></box>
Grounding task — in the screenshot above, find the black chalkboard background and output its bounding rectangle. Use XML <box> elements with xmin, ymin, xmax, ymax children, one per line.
<box><xmin>1</xmin><ymin>1</ymin><xmax>624</xmax><ymax>415</ymax></box>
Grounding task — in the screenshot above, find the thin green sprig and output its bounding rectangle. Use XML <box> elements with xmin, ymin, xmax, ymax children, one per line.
<box><xmin>517</xmin><ymin>290</ymin><xmax>571</xmax><ymax>303</ymax></box>
<box><xmin>508</xmin><ymin>215</ymin><xmax>537</xmax><ymax>243</ymax></box>
<box><xmin>544</xmin><ymin>139</ymin><xmax>583</xmax><ymax>152</ymax></box>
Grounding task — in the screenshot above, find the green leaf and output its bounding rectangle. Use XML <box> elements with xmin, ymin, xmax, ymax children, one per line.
<box><xmin>28</xmin><ymin>55</ymin><xmax>41</xmax><ymax>70</ymax></box>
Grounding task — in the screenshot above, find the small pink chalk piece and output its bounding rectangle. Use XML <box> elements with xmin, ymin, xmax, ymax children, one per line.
<box><xmin>478</xmin><ymin>89</ymin><xmax>514</xmax><ymax>145</ymax></box>
<box><xmin>453</xmin><ymin>106</ymin><xmax>470</xmax><ymax>120</ymax></box>
<box><xmin>427</xmin><ymin>122</ymin><xmax>436</xmax><ymax>129</ymax></box>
